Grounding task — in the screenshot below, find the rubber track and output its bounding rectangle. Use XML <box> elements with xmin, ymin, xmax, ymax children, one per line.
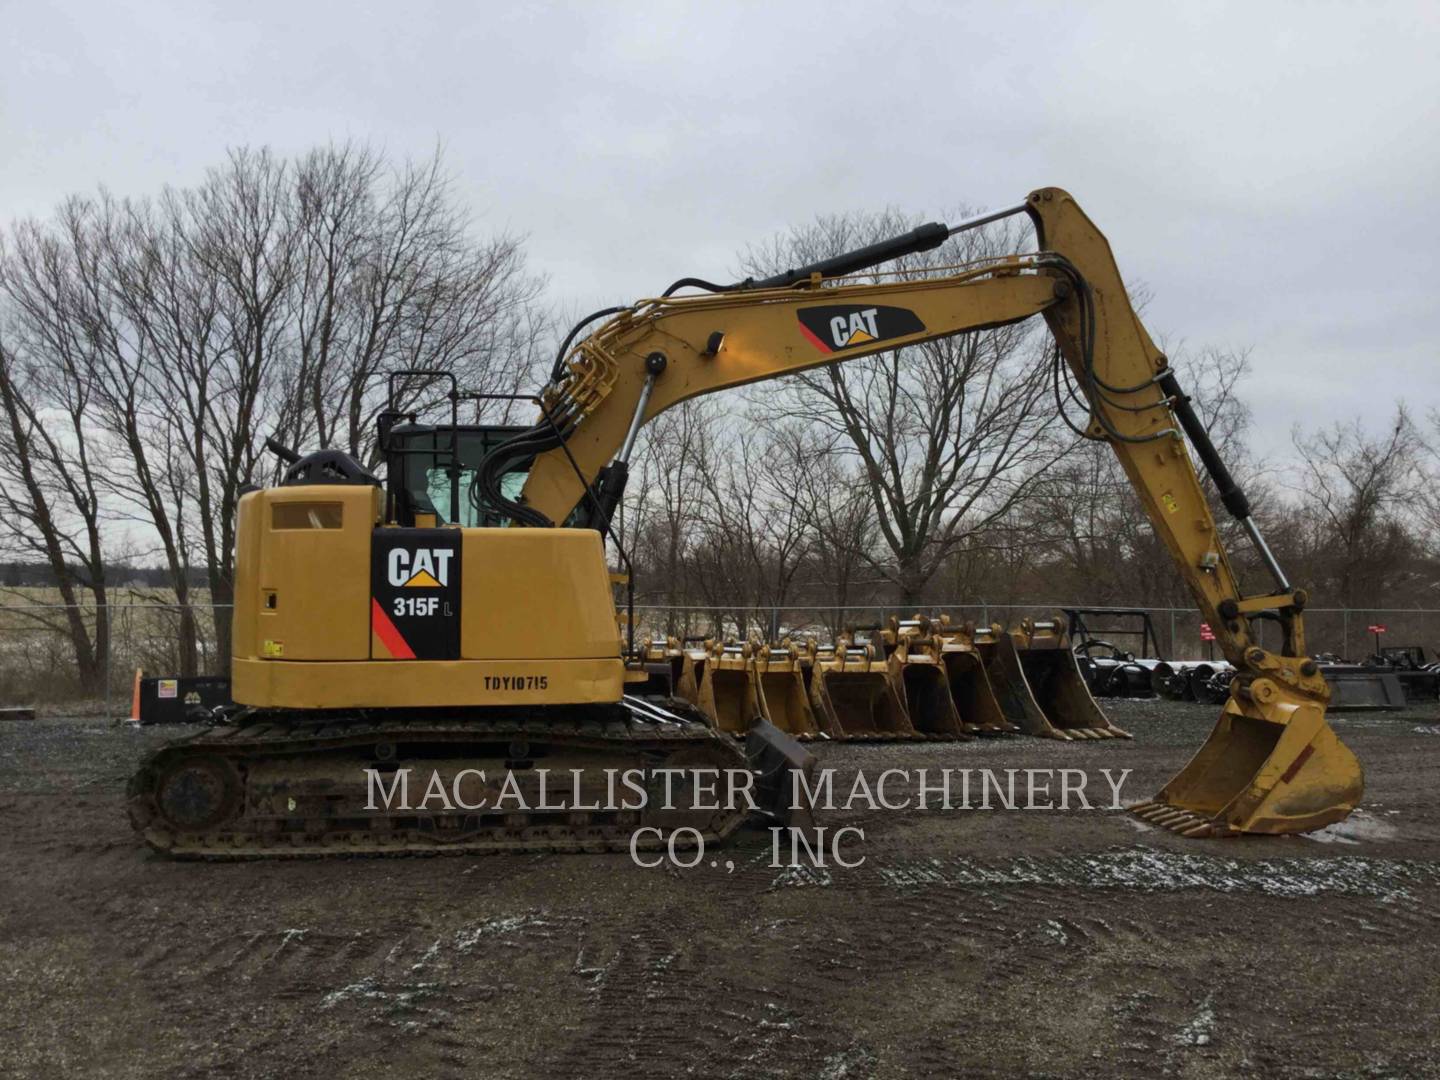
<box><xmin>128</xmin><ymin>701</ymin><xmax>750</xmax><ymax>860</ymax></box>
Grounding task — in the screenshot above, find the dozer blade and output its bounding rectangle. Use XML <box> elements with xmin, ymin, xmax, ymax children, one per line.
<box><xmin>746</xmin><ymin>719</ymin><xmax>817</xmax><ymax>830</ymax></box>
<box><xmin>1132</xmin><ymin>697</ymin><xmax>1363</xmax><ymax>836</ymax></box>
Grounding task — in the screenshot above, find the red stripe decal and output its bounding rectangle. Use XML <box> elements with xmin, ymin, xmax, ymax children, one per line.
<box><xmin>796</xmin><ymin>322</ymin><xmax>832</xmax><ymax>353</ymax></box>
<box><xmin>371</xmin><ymin>598</ymin><xmax>416</xmax><ymax>660</ymax></box>
<box><xmin>1280</xmin><ymin>743</ymin><xmax>1315</xmax><ymax>784</ymax></box>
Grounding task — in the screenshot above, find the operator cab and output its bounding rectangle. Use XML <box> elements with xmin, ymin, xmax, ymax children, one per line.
<box><xmin>382</xmin><ymin>422</ymin><xmax>535</xmax><ymax>528</ymax></box>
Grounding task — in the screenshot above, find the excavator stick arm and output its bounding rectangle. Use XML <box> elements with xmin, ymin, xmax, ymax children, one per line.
<box><xmin>1023</xmin><ymin>189</ymin><xmax>1361</xmax><ymax>834</ymax></box>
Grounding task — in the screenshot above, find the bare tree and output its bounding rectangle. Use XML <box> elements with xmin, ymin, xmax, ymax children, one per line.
<box><xmin>285</xmin><ymin>145</ymin><xmax>546</xmax><ymax>465</ymax></box>
<box><xmin>781</xmin><ymin>428</ymin><xmax>879</xmax><ymax>636</ymax></box>
<box><xmin>1002</xmin><ymin>344</ymin><xmax>1258</xmax><ymax>608</ymax></box>
<box><xmin>0</xmin><ymin>330</ymin><xmax>112</xmax><ymax>693</ymax></box>
<box><xmin>625</xmin><ymin>399</ymin><xmax>717</xmax><ymax>638</ymax></box>
<box><xmin>1286</xmin><ymin>407</ymin><xmax>1421</xmax><ymax>608</ymax></box>
<box><xmin>740</xmin><ymin>207</ymin><xmax>1061</xmax><ymax>604</ymax></box>
<box><xmin>0</xmin><ymin>142</ymin><xmax>550</xmax><ymax>678</ymax></box>
<box><xmin>1411</xmin><ymin>409</ymin><xmax>1440</xmax><ymax>565</ymax></box>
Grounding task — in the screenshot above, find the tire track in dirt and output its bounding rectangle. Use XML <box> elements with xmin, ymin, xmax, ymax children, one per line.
<box><xmin>537</xmin><ymin>915</ymin><xmax>851</xmax><ymax>1079</ymax></box>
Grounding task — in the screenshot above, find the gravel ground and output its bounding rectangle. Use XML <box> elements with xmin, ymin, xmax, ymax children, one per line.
<box><xmin>1</xmin><ymin>698</ymin><xmax>1438</xmax><ymax>1079</ymax></box>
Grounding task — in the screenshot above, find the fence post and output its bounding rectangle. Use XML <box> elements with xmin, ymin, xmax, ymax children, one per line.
<box><xmin>1169</xmin><ymin>609</ymin><xmax>1176</xmax><ymax>658</ymax></box>
<box><xmin>1342</xmin><ymin>608</ymin><xmax>1349</xmax><ymax>660</ymax></box>
<box><xmin>102</xmin><ymin>603</ymin><xmax>111</xmax><ymax>722</ymax></box>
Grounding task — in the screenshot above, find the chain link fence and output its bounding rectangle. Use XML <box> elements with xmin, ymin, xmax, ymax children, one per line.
<box><xmin>2</xmin><ymin>600</ymin><xmax>1436</xmax><ymax>713</ymax></box>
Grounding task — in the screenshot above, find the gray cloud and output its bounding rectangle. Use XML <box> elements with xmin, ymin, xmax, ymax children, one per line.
<box><xmin>4</xmin><ymin>0</ymin><xmax>1437</xmax><ymax>454</ymax></box>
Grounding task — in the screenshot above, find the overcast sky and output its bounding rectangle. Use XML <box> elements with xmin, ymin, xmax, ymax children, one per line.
<box><xmin>3</xmin><ymin>1</ymin><xmax>1437</xmax><ymax>457</ymax></box>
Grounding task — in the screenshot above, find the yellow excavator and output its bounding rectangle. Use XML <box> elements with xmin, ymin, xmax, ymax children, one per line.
<box><xmin>128</xmin><ymin>187</ymin><xmax>1363</xmax><ymax>857</ymax></box>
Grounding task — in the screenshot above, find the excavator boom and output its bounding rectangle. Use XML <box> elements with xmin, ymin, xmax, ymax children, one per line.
<box><xmin>506</xmin><ymin>187</ymin><xmax>1362</xmax><ymax>837</ymax></box>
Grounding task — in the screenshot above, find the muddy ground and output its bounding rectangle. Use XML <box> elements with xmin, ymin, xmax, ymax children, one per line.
<box><xmin>1</xmin><ymin>700</ymin><xmax>1438</xmax><ymax>1079</ymax></box>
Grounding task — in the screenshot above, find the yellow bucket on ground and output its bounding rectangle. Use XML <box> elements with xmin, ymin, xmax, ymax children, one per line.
<box><xmin>928</xmin><ymin>617</ymin><xmax>1016</xmax><ymax>735</ymax></box>
<box><xmin>701</xmin><ymin>642</ymin><xmax>759</xmax><ymax>735</ymax></box>
<box><xmin>809</xmin><ymin>639</ymin><xmax>918</xmax><ymax>740</ymax></box>
<box><xmin>753</xmin><ymin>645</ymin><xmax>824</xmax><ymax>740</ymax></box>
<box><xmin>883</xmin><ymin>619</ymin><xmax>968</xmax><ymax>740</ymax></box>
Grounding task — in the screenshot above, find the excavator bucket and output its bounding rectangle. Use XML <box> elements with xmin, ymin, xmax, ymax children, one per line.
<box><xmin>970</xmin><ymin>623</ymin><xmax>1054</xmax><ymax>736</ymax></box>
<box><xmin>810</xmin><ymin>639</ymin><xmax>919</xmax><ymax>740</ymax></box>
<box><xmin>634</xmin><ymin>638</ymin><xmax>684</xmax><ymax>698</ymax></box>
<box><xmin>795</xmin><ymin>643</ymin><xmax>843</xmax><ymax>739</ymax></box>
<box><xmin>753</xmin><ymin>645</ymin><xmax>824</xmax><ymax>740</ymax></box>
<box><xmin>805</xmin><ymin>645</ymin><xmax>844</xmax><ymax>735</ymax></box>
<box><xmin>674</xmin><ymin>638</ymin><xmax>717</xmax><ymax>720</ymax></box>
<box><xmin>702</xmin><ymin>642</ymin><xmax>762</xmax><ymax>735</ymax></box>
<box><xmin>884</xmin><ymin>619</ymin><xmax>968</xmax><ymax>740</ymax></box>
<box><xmin>1009</xmin><ymin>619</ymin><xmax>1130</xmax><ymax>740</ymax></box>
<box><xmin>929</xmin><ymin>617</ymin><xmax>1017</xmax><ymax>735</ymax></box>
<box><xmin>974</xmin><ymin>620</ymin><xmax>1130</xmax><ymax>740</ymax></box>
<box><xmin>1131</xmin><ymin>696</ymin><xmax>1364</xmax><ymax>836</ymax></box>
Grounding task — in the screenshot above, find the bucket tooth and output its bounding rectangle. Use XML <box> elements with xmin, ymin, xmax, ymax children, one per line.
<box><xmin>1131</xmin><ymin>806</ymin><xmax>1225</xmax><ymax>839</ymax></box>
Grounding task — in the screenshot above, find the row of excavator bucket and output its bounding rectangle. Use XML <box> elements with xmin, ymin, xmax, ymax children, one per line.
<box><xmin>639</xmin><ymin>613</ymin><xmax>1129</xmax><ymax>743</ymax></box>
